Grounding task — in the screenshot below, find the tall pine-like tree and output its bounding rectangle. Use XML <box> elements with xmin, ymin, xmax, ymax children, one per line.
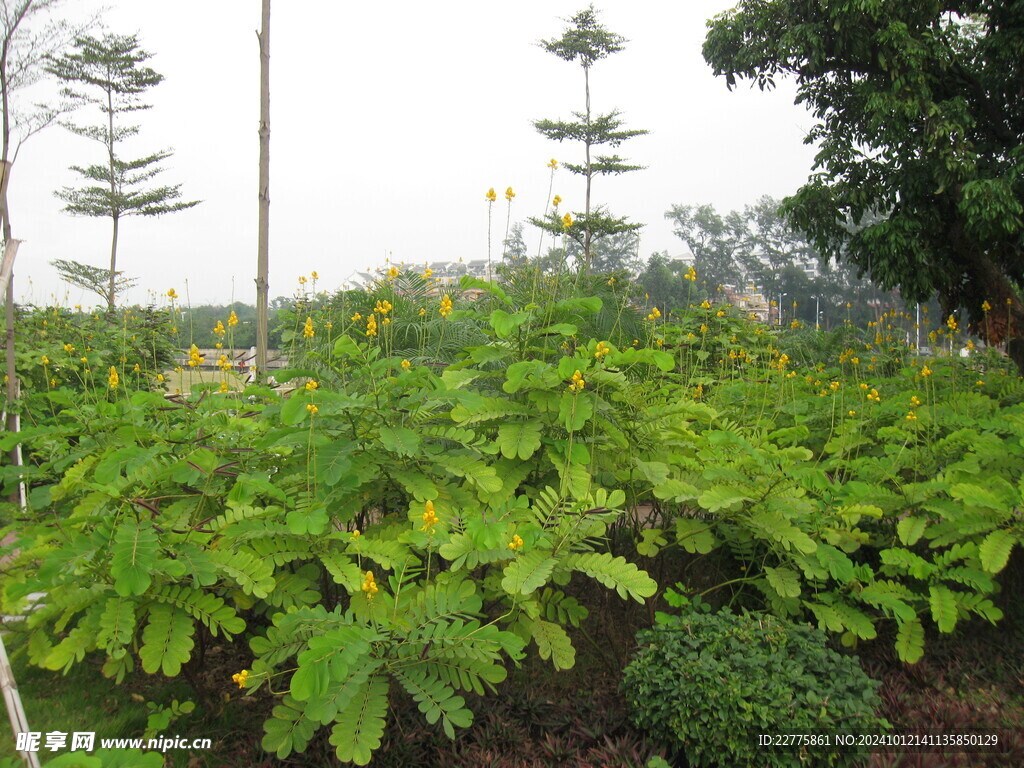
<box><xmin>531</xmin><ymin>5</ymin><xmax>647</xmax><ymax>273</ymax></box>
<box><xmin>49</xmin><ymin>33</ymin><xmax>198</xmax><ymax>310</ymax></box>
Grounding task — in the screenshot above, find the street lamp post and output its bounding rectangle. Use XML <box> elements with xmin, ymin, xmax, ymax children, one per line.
<box><xmin>780</xmin><ymin>292</ymin><xmax>788</xmax><ymax>326</ymax></box>
<box><xmin>811</xmin><ymin>295</ymin><xmax>821</xmax><ymax>330</ymax></box>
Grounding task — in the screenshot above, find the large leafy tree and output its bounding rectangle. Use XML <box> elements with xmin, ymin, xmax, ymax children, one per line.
<box><xmin>49</xmin><ymin>33</ymin><xmax>198</xmax><ymax>310</ymax></box>
<box><xmin>532</xmin><ymin>5</ymin><xmax>647</xmax><ymax>273</ymax></box>
<box><xmin>704</xmin><ymin>2</ymin><xmax>1024</xmax><ymax>367</ymax></box>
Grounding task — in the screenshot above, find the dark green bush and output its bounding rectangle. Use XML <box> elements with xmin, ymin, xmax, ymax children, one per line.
<box><xmin>622</xmin><ymin>591</ymin><xmax>889</xmax><ymax>768</ymax></box>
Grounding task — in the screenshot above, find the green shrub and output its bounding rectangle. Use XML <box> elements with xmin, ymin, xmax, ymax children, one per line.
<box><xmin>622</xmin><ymin>591</ymin><xmax>889</xmax><ymax>768</ymax></box>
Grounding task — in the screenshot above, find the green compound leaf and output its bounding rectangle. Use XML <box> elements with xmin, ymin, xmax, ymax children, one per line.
<box><xmin>897</xmin><ymin>516</ymin><xmax>928</xmax><ymax>546</ymax></box>
<box><xmin>262</xmin><ymin>695</ymin><xmax>318</xmax><ymax>759</ymax></box>
<box><xmin>378</xmin><ymin>425</ymin><xmax>421</xmax><ymax>457</ymax></box>
<box><xmin>563</xmin><ymin>552</ymin><xmax>657</xmax><ymax>603</ymax></box>
<box><xmin>527</xmin><ymin>616</ymin><xmax>576</xmax><ymax>671</ymax></box>
<box><xmin>895</xmin><ymin>617</ymin><xmax>925</xmax><ymax>664</ymax></box>
<box><xmin>928</xmin><ymin>585</ymin><xmax>958</xmax><ymax>633</ymax></box>
<box><xmin>139</xmin><ymin>604</ymin><xmax>194</xmax><ymax>676</ymax></box>
<box><xmin>330</xmin><ymin>674</ymin><xmax>389</xmax><ymax>765</ymax></box>
<box><xmin>501</xmin><ymin>550</ymin><xmax>557</xmax><ymax>596</ymax></box>
<box><xmin>497</xmin><ymin>421</ymin><xmax>544</xmax><ymax>460</ymax></box>
<box><xmin>110</xmin><ymin>519</ymin><xmax>158</xmax><ymax>596</ymax></box>
<box><xmin>978</xmin><ymin>529</ymin><xmax>1015</xmax><ymax>574</ymax></box>
<box><xmin>764</xmin><ymin>566</ymin><xmax>801</xmax><ymax>598</ymax></box>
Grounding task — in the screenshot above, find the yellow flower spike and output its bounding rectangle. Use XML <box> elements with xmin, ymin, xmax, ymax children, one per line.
<box><xmin>41</xmin><ymin>355</ymin><xmax>49</xmax><ymax>365</ymax></box>
<box><xmin>921</xmin><ymin>365</ymin><xmax>932</xmax><ymax>377</ymax></box>
<box><xmin>485</xmin><ymin>188</ymin><xmax>497</xmax><ymax>202</ymax></box>
<box><xmin>910</xmin><ymin>395</ymin><xmax>921</xmax><ymax>407</ymax></box>
<box><xmin>167</xmin><ymin>288</ymin><xmax>178</xmax><ymax>299</ymax></box>
<box><xmin>401</xmin><ymin>359</ymin><xmax>412</xmax><ymax>370</ymax></box>
<box><xmin>848</xmin><ymin>410</ymin><xmax>857</xmax><ymax>416</ymax></box>
<box><xmin>547</xmin><ymin>158</ymin><xmax>558</xmax><ymax>169</ymax></box>
<box><xmin>108</xmin><ymin>367</ymin><xmax>119</xmax><ymax>390</ymax></box>
<box><xmin>423</xmin><ymin>268</ymin><xmax>433</xmax><ymax>278</ymax></box>
<box><xmin>349</xmin><ymin>529</ymin><xmax>360</xmax><ymax>540</ymax></box>
<box><xmin>366</xmin><ymin>315</ymin><xmax>378</xmax><ymax>336</ymax></box>
<box><xmin>552</xmin><ymin>194</ymin><xmax>562</xmax><ymax>207</ymax></box>
<box><xmin>362</xmin><ymin>571</ymin><xmax>379</xmax><ymax>598</ymax></box>
<box><xmin>303</xmin><ymin>317</ymin><xmax>315</xmax><ymax>338</ymax></box>
<box><xmin>231</xmin><ymin>670</ymin><xmax>249</xmax><ymax>689</ymax></box>
<box><xmin>567</xmin><ymin>369</ymin><xmax>586</xmax><ymax>393</ymax></box>
<box><xmin>594</xmin><ymin>341</ymin><xmax>611</xmax><ymax>359</ymax></box>
<box><xmin>562</xmin><ymin>212</ymin><xmax>573</xmax><ymax>229</ymax></box>
<box><xmin>421</xmin><ymin>499</ymin><xmax>440</xmax><ymax>532</ymax></box>
<box><xmin>509</xmin><ymin>534</ymin><xmax>524</xmax><ymax>551</ymax></box>
<box><xmin>946</xmin><ymin>314</ymin><xmax>958</xmax><ymax>332</ymax></box>
<box><xmin>63</xmin><ymin>343</ymin><xmax>74</xmax><ymax>352</ymax></box>
<box><xmin>213</xmin><ymin>320</ymin><xmax>226</xmax><ymax>337</ymax></box>
<box><xmin>351</xmin><ymin>312</ymin><xmax>362</xmax><ymax>322</ymax></box>
<box><xmin>305</xmin><ymin>380</ymin><xmax>319</xmax><ymax>391</ymax></box>
<box><xmin>439</xmin><ymin>295</ymin><xmax>453</xmax><ymax>318</ymax></box>
<box><xmin>418</xmin><ymin>307</ymin><xmax>426</xmax><ymax>316</ymax></box>
<box><xmin>387</xmin><ymin>266</ymin><xmax>399</xmax><ymax>279</ymax></box>
<box><xmin>133</xmin><ymin>364</ymin><xmax>141</xmax><ymax>373</ymax></box>
<box><xmin>311</xmin><ymin>271</ymin><xmax>319</xmax><ymax>280</ymax></box>
<box><xmin>383</xmin><ymin>317</ymin><xmax>391</xmax><ymax>325</ymax></box>
<box><xmin>219</xmin><ymin>381</ymin><xmax>229</xmax><ymax>393</ymax></box>
<box><xmin>700</xmin><ymin>300</ymin><xmax>711</xmax><ymax>310</ymax></box>
<box><xmin>306</xmin><ymin>403</ymin><xmax>319</xmax><ymax>415</ymax></box>
<box><xmin>976</xmin><ymin>380</ymin><xmax>984</xmax><ymax>387</ymax></box>
<box><xmin>906</xmin><ymin>411</ymin><xmax>918</xmax><ymax>421</ymax></box>
<box><xmin>157</xmin><ymin>374</ymin><xmax>165</xmax><ymax>383</ymax></box>
<box><xmin>298</xmin><ymin>275</ymin><xmax>308</xmax><ymax>285</ymax></box>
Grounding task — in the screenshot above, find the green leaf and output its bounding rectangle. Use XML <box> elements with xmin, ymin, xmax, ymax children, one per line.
<box><xmin>110</xmin><ymin>519</ymin><xmax>158</xmax><ymax>596</ymax></box>
<box><xmin>501</xmin><ymin>551</ymin><xmax>558</xmax><ymax>595</ymax></box>
<box><xmin>558</xmin><ymin>391</ymin><xmax>593</xmax><ymax>431</ymax></box>
<box><xmin>697</xmin><ymin>486</ymin><xmax>751</xmax><ymax>512</ymax></box>
<box><xmin>528</xmin><ymin>617</ymin><xmax>576</xmax><ymax>671</ymax></box>
<box><xmin>378</xmin><ymin>426</ymin><xmax>421</xmax><ymax>456</ymax></box>
<box><xmin>897</xmin><ymin>516</ymin><xmax>928</xmax><ymax>546</ymax></box>
<box><xmin>139</xmin><ymin>605</ymin><xmax>194</xmax><ymax>676</ymax></box>
<box><xmin>928</xmin><ymin>585</ymin><xmax>958</xmax><ymax>633</ymax></box>
<box><xmin>764</xmin><ymin>566</ymin><xmax>801</xmax><ymax>598</ymax></box>
<box><xmin>564</xmin><ymin>552</ymin><xmax>657</xmax><ymax>603</ymax></box>
<box><xmin>497</xmin><ymin>421</ymin><xmax>543</xmax><ymax>460</ymax></box>
<box><xmin>978</xmin><ymin>529</ymin><xmax>1015</xmax><ymax>573</ymax></box>
<box><xmin>330</xmin><ymin>674</ymin><xmax>389</xmax><ymax>765</ymax></box>
<box><xmin>395</xmin><ymin>668</ymin><xmax>473</xmax><ymax>740</ymax></box>
<box><xmin>894</xmin><ymin>617</ymin><xmax>925</xmax><ymax>664</ymax></box>
<box><xmin>674</xmin><ymin>518</ymin><xmax>716</xmax><ymax>554</ymax></box>
<box><xmin>262</xmin><ymin>696</ymin><xmax>318</xmax><ymax>759</ymax></box>
<box><xmin>281</xmin><ymin>393</ymin><xmax>310</xmax><ymax>425</ymax></box>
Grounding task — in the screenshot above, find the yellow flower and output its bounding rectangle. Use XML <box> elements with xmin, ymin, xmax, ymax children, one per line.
<box><xmin>383</xmin><ymin>317</ymin><xmax>391</xmax><ymax>325</ymax></box>
<box><xmin>41</xmin><ymin>355</ymin><xmax>49</xmax><ymax>365</ymax></box>
<box><xmin>63</xmin><ymin>343</ymin><xmax>74</xmax><ymax>352</ymax></box>
<box><xmin>418</xmin><ymin>307</ymin><xmax>426</xmax><ymax>316</ymax></box>
<box><xmin>848</xmin><ymin>410</ymin><xmax>857</xmax><ymax>416</ymax></box>
<box><xmin>133</xmin><ymin>363</ymin><xmax>141</xmax><ymax>373</ymax></box>
<box><xmin>401</xmin><ymin>359</ymin><xmax>412</xmax><ymax>370</ymax></box>
<box><xmin>366</xmin><ymin>314</ymin><xmax>378</xmax><ymax>336</ymax></box>
<box><xmin>351</xmin><ymin>312</ymin><xmax>363</xmax><ymax>322</ymax></box>
<box><xmin>699</xmin><ymin>324</ymin><xmax>708</xmax><ymax>334</ymax></box>
<box><xmin>213</xmin><ymin>320</ymin><xmax>226</xmax><ymax>337</ymax></box>
<box><xmin>567</xmin><ymin>369</ymin><xmax>585</xmax><ymax>393</ymax></box>
<box><xmin>594</xmin><ymin>341</ymin><xmax>611</xmax><ymax>359</ymax></box>
<box><xmin>509</xmin><ymin>534</ymin><xmax>524</xmax><ymax>551</ymax></box>
<box><xmin>218</xmin><ymin>354</ymin><xmax>232</xmax><ymax>371</ymax></box>
<box><xmin>921</xmin><ymin>365</ymin><xmax>932</xmax><ymax>377</ymax></box>
<box><xmin>157</xmin><ymin>374</ymin><xmax>165</xmax><ymax>383</ymax></box>
<box><xmin>305</xmin><ymin>380</ymin><xmax>319</xmax><ymax>390</ymax></box>
<box><xmin>693</xmin><ymin>384</ymin><xmax>704</xmax><ymax>400</ymax></box>
<box><xmin>684</xmin><ymin>267</ymin><xmax>697</xmax><ymax>282</ymax></box>
<box><xmin>188</xmin><ymin>344</ymin><xmax>204</xmax><ymax>368</ymax></box>
<box><xmin>439</xmin><ymin>295</ymin><xmax>453</xmax><ymax>318</ymax></box>
<box><xmin>716</xmin><ymin>310</ymin><xmax>726</xmax><ymax>317</ymax></box>
<box><xmin>306</xmin><ymin>403</ymin><xmax>319</xmax><ymax>415</ymax></box>
<box><xmin>350</xmin><ymin>529</ymin><xmax>360</xmax><ymax>540</ymax></box>
<box><xmin>362</xmin><ymin>570</ymin><xmax>379</xmax><ymax>598</ymax></box>
<box><xmin>910</xmin><ymin>395</ymin><xmax>921</xmax><ymax>407</ymax></box>
<box><xmin>553</xmin><ymin>194</ymin><xmax>562</xmax><ymax>207</ymax></box>
<box><xmin>485</xmin><ymin>188</ymin><xmax>497</xmax><ymax>202</ymax></box>
<box><xmin>700</xmin><ymin>300</ymin><xmax>711</xmax><ymax>310</ymax></box>
<box><xmin>167</xmin><ymin>288</ymin><xmax>178</xmax><ymax>299</ymax></box>
<box><xmin>562</xmin><ymin>212</ymin><xmax>573</xmax><ymax>229</ymax></box>
<box><xmin>946</xmin><ymin>314</ymin><xmax>958</xmax><ymax>332</ymax></box>
<box><xmin>981</xmin><ymin>300</ymin><xmax>991</xmax><ymax>313</ymax></box>
<box><xmin>49</xmin><ymin>378</ymin><xmax>56</xmax><ymax>388</ymax></box>
<box><xmin>311</xmin><ymin>271</ymin><xmax>319</xmax><ymax>280</ymax></box>
<box><xmin>547</xmin><ymin>158</ymin><xmax>558</xmax><ymax>168</ymax></box>
<box><xmin>219</xmin><ymin>380</ymin><xmax>229</xmax><ymax>393</ymax></box>
<box><xmin>298</xmin><ymin>275</ymin><xmax>308</xmax><ymax>285</ymax></box>
<box><xmin>976</xmin><ymin>380</ymin><xmax>984</xmax><ymax>387</ymax></box>
<box><xmin>906</xmin><ymin>411</ymin><xmax>918</xmax><ymax>421</ymax></box>
<box><xmin>504</xmin><ymin>186</ymin><xmax>515</xmax><ymax>201</ymax></box>
<box><xmin>421</xmin><ymin>500</ymin><xmax>440</xmax><ymax>532</ymax></box>
<box><xmin>303</xmin><ymin>317</ymin><xmax>315</xmax><ymax>338</ymax></box>
<box><xmin>423</xmin><ymin>268</ymin><xmax>433</xmax><ymax>278</ymax></box>
<box><xmin>387</xmin><ymin>266</ymin><xmax>399</xmax><ymax>279</ymax></box>
<box><xmin>108</xmin><ymin>366</ymin><xmax>119</xmax><ymax>389</ymax></box>
<box><xmin>231</xmin><ymin>670</ymin><xmax>249</xmax><ymax>689</ymax></box>
<box><xmin>646</xmin><ymin>306</ymin><xmax>662</xmax><ymax>321</ymax></box>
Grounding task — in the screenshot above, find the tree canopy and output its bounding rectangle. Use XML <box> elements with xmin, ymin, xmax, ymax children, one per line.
<box><xmin>703</xmin><ymin>1</ymin><xmax>1024</xmax><ymax>365</ymax></box>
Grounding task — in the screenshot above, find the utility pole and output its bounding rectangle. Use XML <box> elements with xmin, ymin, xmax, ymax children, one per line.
<box><xmin>255</xmin><ymin>0</ymin><xmax>271</xmax><ymax>375</ymax></box>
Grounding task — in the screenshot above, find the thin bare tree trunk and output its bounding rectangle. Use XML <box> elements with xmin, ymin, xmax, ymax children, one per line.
<box><xmin>583</xmin><ymin>65</ymin><xmax>592</xmax><ymax>274</ymax></box>
<box><xmin>255</xmin><ymin>0</ymin><xmax>271</xmax><ymax>375</ymax></box>
<box><xmin>108</xmin><ymin>214</ymin><xmax>119</xmax><ymax>309</ymax></box>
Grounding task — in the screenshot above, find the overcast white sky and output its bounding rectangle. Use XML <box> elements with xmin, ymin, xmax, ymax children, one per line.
<box><xmin>12</xmin><ymin>0</ymin><xmax>819</xmax><ymax>306</ymax></box>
